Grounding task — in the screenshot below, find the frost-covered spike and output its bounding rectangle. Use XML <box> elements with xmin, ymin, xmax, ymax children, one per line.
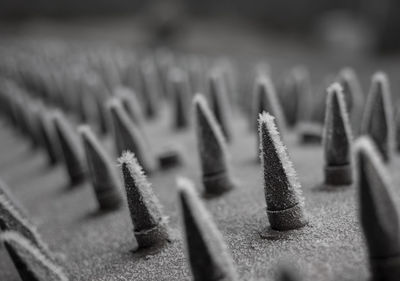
<box><xmin>361</xmin><ymin>72</ymin><xmax>395</xmax><ymax>162</ymax></box>
<box><xmin>79</xmin><ymin>125</ymin><xmax>123</xmax><ymax>211</ymax></box>
<box><xmin>194</xmin><ymin>94</ymin><xmax>235</xmax><ymax>196</ymax></box>
<box><xmin>52</xmin><ymin>111</ymin><xmax>86</xmax><ymax>186</ymax></box>
<box><xmin>0</xmin><ymin>185</ymin><xmax>53</xmax><ymax>260</ymax></box>
<box><xmin>177</xmin><ymin>177</ymin><xmax>238</xmax><ymax>281</ymax></box>
<box><xmin>170</xmin><ymin>68</ymin><xmax>191</xmax><ymax>130</ymax></box>
<box><xmin>208</xmin><ymin>70</ymin><xmax>234</xmax><ymax>142</ymax></box>
<box><xmin>108</xmin><ymin>99</ymin><xmax>156</xmax><ymax>174</ymax></box>
<box><xmin>1</xmin><ymin>231</ymin><xmax>68</xmax><ymax>281</ymax></box>
<box><xmin>37</xmin><ymin>109</ymin><xmax>61</xmax><ymax>166</ymax></box>
<box><xmin>258</xmin><ymin>112</ymin><xmax>308</xmax><ymax>230</ymax></box>
<box><xmin>323</xmin><ymin>84</ymin><xmax>354</xmax><ymax>186</ymax></box>
<box><xmin>355</xmin><ymin>137</ymin><xmax>400</xmax><ymax>280</ymax></box>
<box><xmin>118</xmin><ymin>151</ymin><xmax>170</xmax><ymax>248</ymax></box>
<box><xmin>253</xmin><ymin>74</ymin><xmax>286</xmax><ymax>134</ymax></box>
<box><xmin>114</xmin><ymin>87</ymin><xmax>146</xmax><ymax>128</ymax></box>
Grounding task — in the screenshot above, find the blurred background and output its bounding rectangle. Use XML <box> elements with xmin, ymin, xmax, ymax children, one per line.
<box><xmin>0</xmin><ymin>0</ymin><xmax>400</xmax><ymax>54</ymax></box>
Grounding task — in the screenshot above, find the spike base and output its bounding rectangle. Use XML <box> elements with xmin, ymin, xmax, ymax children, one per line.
<box><xmin>203</xmin><ymin>171</ymin><xmax>235</xmax><ymax>196</ymax></box>
<box><xmin>324</xmin><ymin>164</ymin><xmax>353</xmax><ymax>186</ymax></box>
<box><xmin>134</xmin><ymin>218</ymin><xmax>171</xmax><ymax>249</ymax></box>
<box><xmin>371</xmin><ymin>256</ymin><xmax>400</xmax><ymax>281</ymax></box>
<box><xmin>94</xmin><ymin>185</ymin><xmax>123</xmax><ymax>211</ymax></box>
<box><xmin>267</xmin><ymin>204</ymin><xmax>308</xmax><ymax>231</ymax></box>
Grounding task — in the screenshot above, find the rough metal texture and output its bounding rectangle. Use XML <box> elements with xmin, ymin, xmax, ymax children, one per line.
<box><xmin>118</xmin><ymin>151</ymin><xmax>170</xmax><ymax>249</ymax></box>
<box><xmin>79</xmin><ymin>125</ymin><xmax>123</xmax><ymax>211</ymax></box>
<box><xmin>361</xmin><ymin>72</ymin><xmax>395</xmax><ymax>163</ymax></box>
<box><xmin>178</xmin><ymin>177</ymin><xmax>238</xmax><ymax>281</ymax></box>
<box><xmin>323</xmin><ymin>83</ymin><xmax>353</xmax><ymax>186</ymax></box>
<box><xmin>356</xmin><ymin>137</ymin><xmax>400</xmax><ymax>280</ymax></box>
<box><xmin>194</xmin><ymin>94</ymin><xmax>235</xmax><ymax>196</ymax></box>
<box><xmin>258</xmin><ymin>112</ymin><xmax>307</xmax><ymax>230</ymax></box>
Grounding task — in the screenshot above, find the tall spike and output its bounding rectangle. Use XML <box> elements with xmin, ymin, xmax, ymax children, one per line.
<box><xmin>208</xmin><ymin>70</ymin><xmax>234</xmax><ymax>142</ymax></box>
<box><xmin>361</xmin><ymin>72</ymin><xmax>395</xmax><ymax>162</ymax></box>
<box><xmin>79</xmin><ymin>125</ymin><xmax>123</xmax><ymax>211</ymax></box>
<box><xmin>37</xmin><ymin>109</ymin><xmax>61</xmax><ymax>166</ymax></box>
<box><xmin>0</xmin><ymin>182</ymin><xmax>52</xmax><ymax>259</ymax></box>
<box><xmin>194</xmin><ymin>94</ymin><xmax>235</xmax><ymax>196</ymax></box>
<box><xmin>118</xmin><ymin>152</ymin><xmax>170</xmax><ymax>249</ymax></box>
<box><xmin>177</xmin><ymin>177</ymin><xmax>238</xmax><ymax>281</ymax></box>
<box><xmin>355</xmin><ymin>137</ymin><xmax>400</xmax><ymax>280</ymax></box>
<box><xmin>253</xmin><ymin>75</ymin><xmax>286</xmax><ymax>133</ymax></box>
<box><xmin>337</xmin><ymin>68</ymin><xmax>364</xmax><ymax>135</ymax></box>
<box><xmin>139</xmin><ymin>61</ymin><xmax>160</xmax><ymax>119</ymax></box>
<box><xmin>52</xmin><ymin>111</ymin><xmax>86</xmax><ymax>186</ymax></box>
<box><xmin>170</xmin><ymin>68</ymin><xmax>191</xmax><ymax>130</ymax></box>
<box><xmin>323</xmin><ymin>84</ymin><xmax>353</xmax><ymax>186</ymax></box>
<box><xmin>258</xmin><ymin>112</ymin><xmax>307</xmax><ymax>230</ymax></box>
<box><xmin>108</xmin><ymin>99</ymin><xmax>156</xmax><ymax>174</ymax></box>
<box><xmin>1</xmin><ymin>231</ymin><xmax>68</xmax><ymax>281</ymax></box>
<box><xmin>114</xmin><ymin>87</ymin><xmax>146</xmax><ymax>128</ymax></box>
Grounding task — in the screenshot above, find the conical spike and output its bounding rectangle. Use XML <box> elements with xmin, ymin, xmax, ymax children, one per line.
<box><xmin>361</xmin><ymin>72</ymin><xmax>395</xmax><ymax>162</ymax></box>
<box><xmin>108</xmin><ymin>99</ymin><xmax>156</xmax><ymax>174</ymax></box>
<box><xmin>170</xmin><ymin>68</ymin><xmax>191</xmax><ymax>130</ymax></box>
<box><xmin>1</xmin><ymin>231</ymin><xmax>68</xmax><ymax>281</ymax></box>
<box><xmin>355</xmin><ymin>137</ymin><xmax>400</xmax><ymax>280</ymax></box>
<box><xmin>177</xmin><ymin>177</ymin><xmax>238</xmax><ymax>281</ymax></box>
<box><xmin>337</xmin><ymin>68</ymin><xmax>364</xmax><ymax>135</ymax></box>
<box><xmin>52</xmin><ymin>111</ymin><xmax>86</xmax><ymax>186</ymax></box>
<box><xmin>79</xmin><ymin>125</ymin><xmax>123</xmax><ymax>211</ymax></box>
<box><xmin>114</xmin><ymin>87</ymin><xmax>146</xmax><ymax>128</ymax></box>
<box><xmin>118</xmin><ymin>151</ymin><xmax>170</xmax><ymax>248</ymax></box>
<box><xmin>0</xmin><ymin>182</ymin><xmax>52</xmax><ymax>259</ymax></box>
<box><xmin>281</xmin><ymin>67</ymin><xmax>313</xmax><ymax>127</ymax></box>
<box><xmin>258</xmin><ymin>112</ymin><xmax>307</xmax><ymax>230</ymax></box>
<box><xmin>323</xmin><ymin>83</ymin><xmax>353</xmax><ymax>186</ymax></box>
<box><xmin>37</xmin><ymin>109</ymin><xmax>61</xmax><ymax>166</ymax></box>
<box><xmin>208</xmin><ymin>70</ymin><xmax>234</xmax><ymax>142</ymax></box>
<box><xmin>194</xmin><ymin>94</ymin><xmax>235</xmax><ymax>196</ymax></box>
<box><xmin>253</xmin><ymin>75</ymin><xmax>286</xmax><ymax>133</ymax></box>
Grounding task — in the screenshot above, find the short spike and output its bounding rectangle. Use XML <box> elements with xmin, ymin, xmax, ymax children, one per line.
<box><xmin>79</xmin><ymin>125</ymin><xmax>123</xmax><ymax>211</ymax></box>
<box><xmin>177</xmin><ymin>177</ymin><xmax>238</xmax><ymax>281</ymax></box>
<box><xmin>52</xmin><ymin>111</ymin><xmax>86</xmax><ymax>186</ymax></box>
<box><xmin>361</xmin><ymin>72</ymin><xmax>395</xmax><ymax>162</ymax></box>
<box><xmin>355</xmin><ymin>137</ymin><xmax>400</xmax><ymax>280</ymax></box>
<box><xmin>170</xmin><ymin>68</ymin><xmax>191</xmax><ymax>130</ymax></box>
<box><xmin>194</xmin><ymin>94</ymin><xmax>235</xmax><ymax>196</ymax></box>
<box><xmin>323</xmin><ymin>84</ymin><xmax>353</xmax><ymax>186</ymax></box>
<box><xmin>258</xmin><ymin>112</ymin><xmax>307</xmax><ymax>230</ymax></box>
<box><xmin>1</xmin><ymin>231</ymin><xmax>68</xmax><ymax>281</ymax></box>
<box><xmin>108</xmin><ymin>99</ymin><xmax>156</xmax><ymax>174</ymax></box>
<box><xmin>118</xmin><ymin>151</ymin><xmax>170</xmax><ymax>248</ymax></box>
<box><xmin>208</xmin><ymin>71</ymin><xmax>234</xmax><ymax>142</ymax></box>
